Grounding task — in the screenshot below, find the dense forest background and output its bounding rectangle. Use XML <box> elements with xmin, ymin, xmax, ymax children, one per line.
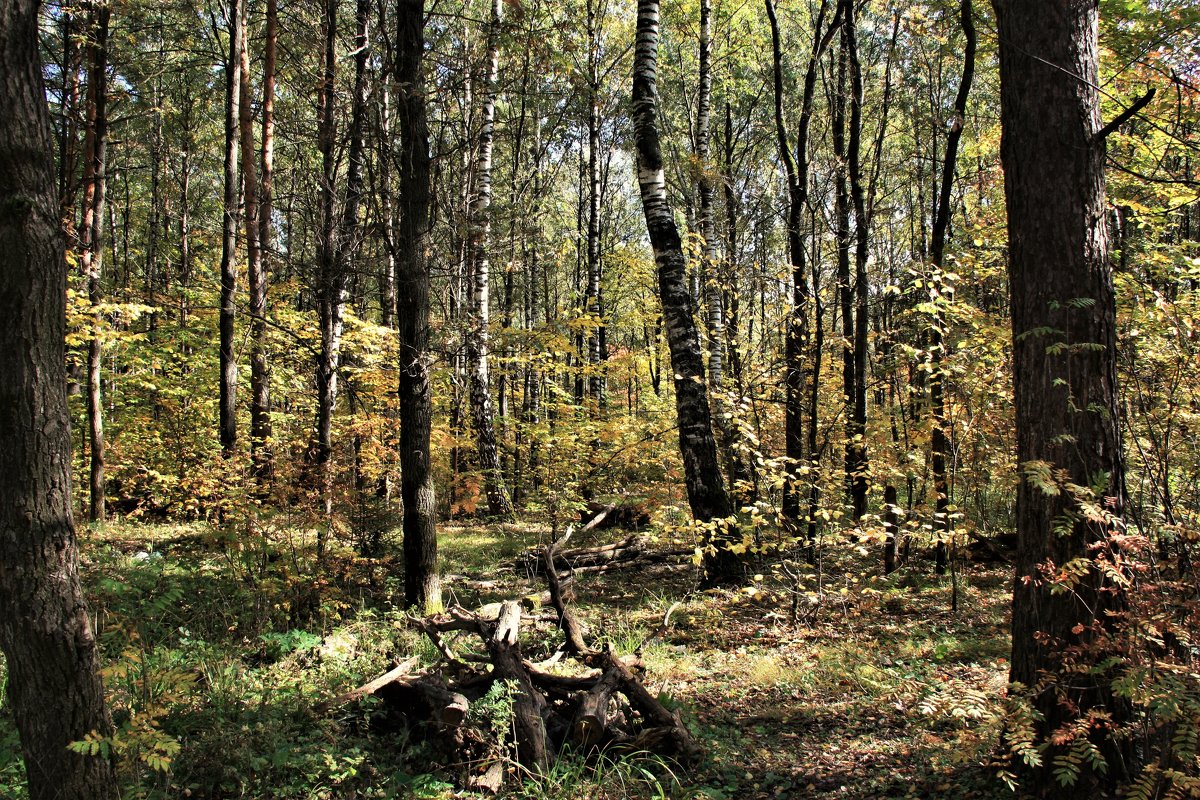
<box><xmin>1</xmin><ymin>0</ymin><xmax>1199</xmax><ymax>797</ymax></box>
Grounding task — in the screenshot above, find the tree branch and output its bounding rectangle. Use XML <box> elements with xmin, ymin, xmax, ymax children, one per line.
<box><xmin>1093</xmin><ymin>88</ymin><xmax>1156</xmax><ymax>145</ymax></box>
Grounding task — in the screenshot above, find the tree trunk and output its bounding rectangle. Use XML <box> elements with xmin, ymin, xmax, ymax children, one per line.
<box><xmin>0</xmin><ymin>0</ymin><xmax>119</xmax><ymax>792</ymax></box>
<box><xmin>994</xmin><ymin>0</ymin><xmax>1132</xmax><ymax>792</ymax></box>
<box><xmin>766</xmin><ymin>0</ymin><xmax>839</xmax><ymax>548</ymax></box>
<box><xmin>929</xmin><ymin>0</ymin><xmax>975</xmax><ymax>574</ymax></box>
<box><xmin>695</xmin><ymin>0</ymin><xmax>722</xmax><ymax>388</ymax></box>
<box><xmin>240</xmin><ymin>0</ymin><xmax>273</xmax><ymax>485</ymax></box>
<box><xmin>466</xmin><ymin>0</ymin><xmax>514</xmax><ymax>517</ymax></box>
<box><xmin>79</xmin><ymin>1</ymin><xmax>109</xmax><ymax>522</ymax></box>
<box><xmin>395</xmin><ymin>0</ymin><xmax>442</xmax><ymax>611</ymax></box>
<box><xmin>585</xmin><ymin>0</ymin><xmax>605</xmax><ymax>404</ymax></box>
<box><xmin>633</xmin><ymin>0</ymin><xmax>739</xmax><ymax>585</ymax></box>
<box><xmin>312</xmin><ymin>0</ymin><xmax>346</xmax><ymax>554</ymax></box>
<box><xmin>843</xmin><ymin>0</ymin><xmax>869</xmax><ymax>521</ymax></box>
<box><xmin>219</xmin><ymin>0</ymin><xmax>244</xmax><ymax>457</ymax></box>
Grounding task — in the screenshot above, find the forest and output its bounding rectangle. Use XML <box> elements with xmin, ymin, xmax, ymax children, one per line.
<box><xmin>1</xmin><ymin>0</ymin><xmax>1198</xmax><ymax>797</ymax></box>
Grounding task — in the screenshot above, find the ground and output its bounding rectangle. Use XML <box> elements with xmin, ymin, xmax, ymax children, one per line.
<box><xmin>0</xmin><ymin>519</ymin><xmax>1016</xmax><ymax>799</ymax></box>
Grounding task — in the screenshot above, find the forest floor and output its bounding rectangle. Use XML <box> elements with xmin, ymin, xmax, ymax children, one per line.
<box><xmin>0</xmin><ymin>519</ymin><xmax>1015</xmax><ymax>799</ymax></box>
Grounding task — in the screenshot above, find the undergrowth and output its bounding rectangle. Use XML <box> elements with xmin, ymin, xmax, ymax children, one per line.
<box><xmin>0</xmin><ymin>519</ymin><xmax>1034</xmax><ymax>799</ymax></box>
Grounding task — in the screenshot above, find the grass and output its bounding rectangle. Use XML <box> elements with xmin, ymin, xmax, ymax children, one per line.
<box><xmin>0</xmin><ymin>518</ymin><xmax>1015</xmax><ymax>799</ymax></box>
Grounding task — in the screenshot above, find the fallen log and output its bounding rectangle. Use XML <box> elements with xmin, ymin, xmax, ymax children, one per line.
<box><xmin>519</xmin><ymin>535</ymin><xmax>693</xmax><ymax>576</ymax></box>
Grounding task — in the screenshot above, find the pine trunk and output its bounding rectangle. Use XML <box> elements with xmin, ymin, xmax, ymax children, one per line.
<box><xmin>994</xmin><ymin>0</ymin><xmax>1132</xmax><ymax>792</ymax></box>
<box><xmin>79</xmin><ymin>2</ymin><xmax>109</xmax><ymax>522</ymax></box>
<box><xmin>0</xmin><ymin>0</ymin><xmax>118</xmax><ymax>791</ymax></box>
<box><xmin>396</xmin><ymin>0</ymin><xmax>441</xmax><ymax>610</ymax></box>
<box><xmin>219</xmin><ymin>0</ymin><xmax>244</xmax><ymax>457</ymax></box>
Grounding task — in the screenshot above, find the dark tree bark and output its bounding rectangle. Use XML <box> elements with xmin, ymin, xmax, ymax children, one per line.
<box><xmin>244</xmin><ymin>0</ymin><xmax>275</xmax><ymax>485</ymax></box>
<box><xmin>219</xmin><ymin>0</ymin><xmax>244</xmax><ymax>457</ymax></box>
<box><xmin>633</xmin><ymin>0</ymin><xmax>739</xmax><ymax>585</ymax></box>
<box><xmin>929</xmin><ymin>0</ymin><xmax>975</xmax><ymax>574</ymax></box>
<box><xmin>466</xmin><ymin>0</ymin><xmax>514</xmax><ymax>517</ymax></box>
<box><xmin>842</xmin><ymin>0</ymin><xmax>869</xmax><ymax>521</ymax></box>
<box><xmin>79</xmin><ymin>0</ymin><xmax>109</xmax><ymax>522</ymax></box>
<box><xmin>396</xmin><ymin>0</ymin><xmax>441</xmax><ymax>610</ymax></box>
<box><xmin>994</xmin><ymin>0</ymin><xmax>1132</xmax><ymax>793</ymax></box>
<box><xmin>766</xmin><ymin>0</ymin><xmax>840</xmax><ymax>549</ymax></box>
<box><xmin>0</xmin><ymin>0</ymin><xmax>118</xmax><ymax>793</ymax></box>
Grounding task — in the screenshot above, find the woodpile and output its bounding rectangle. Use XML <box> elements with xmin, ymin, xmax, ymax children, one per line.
<box><xmin>326</xmin><ymin>545</ymin><xmax>697</xmax><ymax>792</ymax></box>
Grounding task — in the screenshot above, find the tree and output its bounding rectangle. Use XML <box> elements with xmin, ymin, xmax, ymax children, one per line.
<box><xmin>765</xmin><ymin>0</ymin><xmax>841</xmax><ymax>551</ymax></box>
<box><xmin>928</xmin><ymin>0</ymin><xmax>976</xmax><ymax>575</ymax></box>
<box><xmin>218</xmin><ymin>0</ymin><xmax>244</xmax><ymax>457</ymax></box>
<box><xmin>242</xmin><ymin>0</ymin><xmax>275</xmax><ymax>484</ymax></box>
<box><xmin>78</xmin><ymin>0</ymin><xmax>110</xmax><ymax>521</ymax></box>
<box><xmin>395</xmin><ymin>0</ymin><xmax>440</xmax><ymax>610</ymax></box>
<box><xmin>632</xmin><ymin>0</ymin><xmax>739</xmax><ymax>585</ymax></box>
<box><xmin>994</xmin><ymin>0</ymin><xmax>1132</xmax><ymax>792</ymax></box>
<box><xmin>0</xmin><ymin>0</ymin><xmax>118</xmax><ymax>794</ymax></box>
<box><xmin>466</xmin><ymin>0</ymin><xmax>514</xmax><ymax>517</ymax></box>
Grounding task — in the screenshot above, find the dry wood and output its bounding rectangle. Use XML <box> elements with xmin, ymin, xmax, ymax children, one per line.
<box><xmin>333</xmin><ymin>550</ymin><xmax>696</xmax><ymax>788</ymax></box>
<box><xmin>521</xmin><ymin>535</ymin><xmax>692</xmax><ymax>576</ymax></box>
<box><xmin>572</xmin><ymin>665</ymin><xmax>623</xmax><ymax>748</ymax></box>
<box><xmin>320</xmin><ymin>656</ymin><xmax>420</xmax><ymax>710</ymax></box>
<box><xmin>486</xmin><ymin>600</ymin><xmax>550</xmax><ymax>773</ymax></box>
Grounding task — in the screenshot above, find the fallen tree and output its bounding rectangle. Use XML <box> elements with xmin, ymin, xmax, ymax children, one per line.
<box><xmin>517</xmin><ymin>535</ymin><xmax>694</xmax><ymax>578</ymax></box>
<box><xmin>327</xmin><ymin>545</ymin><xmax>697</xmax><ymax>791</ymax></box>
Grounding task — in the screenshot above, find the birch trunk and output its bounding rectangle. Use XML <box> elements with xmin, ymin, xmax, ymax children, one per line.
<box><xmin>467</xmin><ymin>0</ymin><xmax>514</xmax><ymax>516</ymax></box>
<box><xmin>219</xmin><ymin>0</ymin><xmax>244</xmax><ymax>456</ymax></box>
<box><xmin>633</xmin><ymin>0</ymin><xmax>739</xmax><ymax>585</ymax></box>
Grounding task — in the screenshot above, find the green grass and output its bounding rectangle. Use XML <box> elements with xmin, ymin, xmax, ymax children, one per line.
<box><xmin>0</xmin><ymin>520</ymin><xmax>1016</xmax><ymax>799</ymax></box>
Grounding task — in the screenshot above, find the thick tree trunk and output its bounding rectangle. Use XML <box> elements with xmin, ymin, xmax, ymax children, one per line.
<box><xmin>0</xmin><ymin>0</ymin><xmax>118</xmax><ymax>792</ymax></box>
<box><xmin>466</xmin><ymin>0</ymin><xmax>514</xmax><ymax>517</ymax></box>
<box><xmin>395</xmin><ymin>0</ymin><xmax>442</xmax><ymax>610</ymax></box>
<box><xmin>994</xmin><ymin>0</ymin><xmax>1132</xmax><ymax>793</ymax></box>
<box><xmin>219</xmin><ymin>0</ymin><xmax>244</xmax><ymax>457</ymax></box>
<box><xmin>79</xmin><ymin>1</ymin><xmax>109</xmax><ymax>522</ymax></box>
<box><xmin>633</xmin><ymin>0</ymin><xmax>739</xmax><ymax>585</ymax></box>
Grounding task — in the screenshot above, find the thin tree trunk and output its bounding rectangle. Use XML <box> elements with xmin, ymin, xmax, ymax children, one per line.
<box><xmin>695</xmin><ymin>0</ymin><xmax>722</xmax><ymax>388</ymax></box>
<box><xmin>766</xmin><ymin>0</ymin><xmax>840</xmax><ymax>546</ymax></box>
<box><xmin>0</xmin><ymin>0</ymin><xmax>119</xmax><ymax>791</ymax></box>
<box><xmin>240</xmin><ymin>0</ymin><xmax>273</xmax><ymax>485</ymax></box>
<box><xmin>843</xmin><ymin>0</ymin><xmax>869</xmax><ymax>521</ymax></box>
<box><xmin>219</xmin><ymin>0</ymin><xmax>244</xmax><ymax>457</ymax></box>
<box><xmin>467</xmin><ymin>0</ymin><xmax>514</xmax><ymax>517</ymax></box>
<box><xmin>585</xmin><ymin>0</ymin><xmax>605</xmax><ymax>403</ymax></box>
<box><xmin>930</xmin><ymin>0</ymin><xmax>975</xmax><ymax>574</ymax></box>
<box><xmin>633</xmin><ymin>0</ymin><xmax>739</xmax><ymax>585</ymax></box>
<box><xmin>79</xmin><ymin>1</ymin><xmax>110</xmax><ymax>522</ymax></box>
<box><xmin>312</xmin><ymin>0</ymin><xmax>346</xmax><ymax>556</ymax></box>
<box><xmin>395</xmin><ymin>0</ymin><xmax>441</xmax><ymax>610</ymax></box>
